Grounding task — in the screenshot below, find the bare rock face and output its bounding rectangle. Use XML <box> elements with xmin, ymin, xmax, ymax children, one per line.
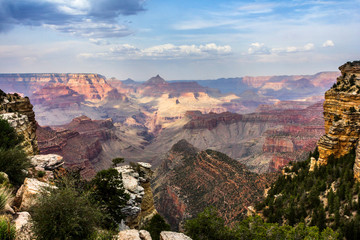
<box><xmin>30</xmin><ymin>154</ymin><xmax>64</xmax><ymax>170</ymax></box>
<box><xmin>316</xmin><ymin>61</ymin><xmax>360</xmax><ymax>176</ymax></box>
<box><xmin>160</xmin><ymin>231</ymin><xmax>192</xmax><ymax>240</ymax></box>
<box><xmin>37</xmin><ymin>116</ymin><xmax>118</xmax><ymax>178</ymax></box>
<box><xmin>117</xmin><ymin>162</ymin><xmax>157</xmax><ymax>229</ymax></box>
<box><xmin>13</xmin><ymin>212</ymin><xmax>34</xmax><ymax>240</ymax></box>
<box><xmin>14</xmin><ymin>178</ymin><xmax>55</xmax><ymax>211</ymax></box>
<box><xmin>118</xmin><ymin>229</ymin><xmax>143</xmax><ymax>240</ymax></box>
<box><xmin>0</xmin><ymin>92</ymin><xmax>39</xmax><ymax>155</ymax></box>
<box><xmin>152</xmin><ymin>140</ymin><xmax>274</xmax><ymax>230</ymax></box>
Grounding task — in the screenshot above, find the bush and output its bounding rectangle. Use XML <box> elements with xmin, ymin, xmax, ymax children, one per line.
<box><xmin>0</xmin><ymin>148</ymin><xmax>30</xmax><ymax>185</ymax></box>
<box><xmin>185</xmin><ymin>207</ymin><xmax>232</xmax><ymax>240</ymax></box>
<box><xmin>0</xmin><ymin>217</ymin><xmax>15</xmax><ymax>240</ymax></box>
<box><xmin>143</xmin><ymin>214</ymin><xmax>170</xmax><ymax>240</ymax></box>
<box><xmin>31</xmin><ymin>184</ymin><xmax>102</xmax><ymax>240</ymax></box>
<box><xmin>0</xmin><ymin>119</ymin><xmax>24</xmax><ymax>150</ymax></box>
<box><xmin>37</xmin><ymin>171</ymin><xmax>45</xmax><ymax>178</ymax></box>
<box><xmin>0</xmin><ymin>187</ymin><xmax>12</xmax><ymax>212</ymax></box>
<box><xmin>90</xmin><ymin>168</ymin><xmax>129</xmax><ymax>230</ymax></box>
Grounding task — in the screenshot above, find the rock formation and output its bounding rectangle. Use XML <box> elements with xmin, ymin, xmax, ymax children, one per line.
<box><xmin>117</xmin><ymin>162</ymin><xmax>157</xmax><ymax>229</ymax></box>
<box><xmin>316</xmin><ymin>61</ymin><xmax>360</xmax><ymax>180</ymax></box>
<box><xmin>0</xmin><ymin>91</ymin><xmax>38</xmax><ymax>155</ymax></box>
<box><xmin>152</xmin><ymin>140</ymin><xmax>274</xmax><ymax>230</ymax></box>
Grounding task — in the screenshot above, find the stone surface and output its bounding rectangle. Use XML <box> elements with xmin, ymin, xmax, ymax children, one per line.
<box><xmin>117</xmin><ymin>163</ymin><xmax>157</xmax><ymax>229</ymax></box>
<box><xmin>118</xmin><ymin>229</ymin><xmax>141</xmax><ymax>240</ymax></box>
<box><xmin>0</xmin><ymin>92</ymin><xmax>39</xmax><ymax>155</ymax></box>
<box><xmin>160</xmin><ymin>231</ymin><xmax>192</xmax><ymax>240</ymax></box>
<box><xmin>139</xmin><ymin>230</ymin><xmax>152</xmax><ymax>240</ymax></box>
<box><xmin>314</xmin><ymin>61</ymin><xmax>360</xmax><ymax>181</ymax></box>
<box><xmin>14</xmin><ymin>178</ymin><xmax>55</xmax><ymax>211</ymax></box>
<box><xmin>13</xmin><ymin>212</ymin><xmax>33</xmax><ymax>240</ymax></box>
<box><xmin>30</xmin><ymin>154</ymin><xmax>64</xmax><ymax>170</ymax></box>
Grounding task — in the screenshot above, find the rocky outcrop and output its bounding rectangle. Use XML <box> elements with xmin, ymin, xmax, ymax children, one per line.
<box><xmin>117</xmin><ymin>162</ymin><xmax>157</xmax><ymax>229</ymax></box>
<box><xmin>152</xmin><ymin>140</ymin><xmax>274</xmax><ymax>230</ymax></box>
<box><xmin>317</xmin><ymin>61</ymin><xmax>360</xmax><ymax>175</ymax></box>
<box><xmin>117</xmin><ymin>230</ymin><xmax>192</xmax><ymax>240</ymax></box>
<box><xmin>13</xmin><ymin>212</ymin><xmax>33</xmax><ymax>240</ymax></box>
<box><xmin>13</xmin><ymin>178</ymin><xmax>55</xmax><ymax>211</ymax></box>
<box><xmin>160</xmin><ymin>231</ymin><xmax>192</xmax><ymax>240</ymax></box>
<box><xmin>0</xmin><ymin>92</ymin><xmax>38</xmax><ymax>155</ymax></box>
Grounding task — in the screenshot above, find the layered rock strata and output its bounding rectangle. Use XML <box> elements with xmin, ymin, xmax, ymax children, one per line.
<box><xmin>316</xmin><ymin>62</ymin><xmax>360</xmax><ymax>176</ymax></box>
<box><xmin>152</xmin><ymin>140</ymin><xmax>274</xmax><ymax>230</ymax></box>
<box><xmin>0</xmin><ymin>91</ymin><xmax>38</xmax><ymax>154</ymax></box>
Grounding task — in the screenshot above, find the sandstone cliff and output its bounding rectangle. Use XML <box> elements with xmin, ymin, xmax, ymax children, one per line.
<box><xmin>314</xmin><ymin>61</ymin><xmax>360</xmax><ymax>180</ymax></box>
<box><xmin>0</xmin><ymin>90</ymin><xmax>38</xmax><ymax>154</ymax></box>
<box><xmin>317</xmin><ymin>62</ymin><xmax>360</xmax><ymax>160</ymax></box>
<box><xmin>152</xmin><ymin>140</ymin><xmax>275</xmax><ymax>230</ymax></box>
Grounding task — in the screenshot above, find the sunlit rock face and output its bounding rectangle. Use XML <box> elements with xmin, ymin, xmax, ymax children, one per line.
<box><xmin>317</xmin><ymin>61</ymin><xmax>360</xmax><ymax>165</ymax></box>
<box><xmin>152</xmin><ymin>139</ymin><xmax>273</xmax><ymax>231</ymax></box>
<box><xmin>0</xmin><ymin>92</ymin><xmax>39</xmax><ymax>155</ymax></box>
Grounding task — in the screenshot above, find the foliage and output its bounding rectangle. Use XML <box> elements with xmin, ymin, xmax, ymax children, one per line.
<box><xmin>0</xmin><ymin>187</ymin><xmax>12</xmax><ymax>212</ymax></box>
<box><xmin>257</xmin><ymin>147</ymin><xmax>360</xmax><ymax>239</ymax></box>
<box><xmin>185</xmin><ymin>207</ymin><xmax>338</xmax><ymax>240</ymax></box>
<box><xmin>31</xmin><ymin>183</ymin><xmax>102</xmax><ymax>240</ymax></box>
<box><xmin>185</xmin><ymin>207</ymin><xmax>233</xmax><ymax>240</ymax></box>
<box><xmin>0</xmin><ymin>119</ymin><xmax>24</xmax><ymax>150</ymax></box>
<box><xmin>90</xmin><ymin>168</ymin><xmax>129</xmax><ymax>230</ymax></box>
<box><xmin>143</xmin><ymin>214</ymin><xmax>171</xmax><ymax>240</ymax></box>
<box><xmin>0</xmin><ymin>148</ymin><xmax>30</xmax><ymax>185</ymax></box>
<box><xmin>0</xmin><ymin>217</ymin><xmax>16</xmax><ymax>240</ymax></box>
<box><xmin>0</xmin><ymin>118</ymin><xmax>30</xmax><ymax>185</ymax></box>
<box><xmin>37</xmin><ymin>171</ymin><xmax>45</xmax><ymax>178</ymax></box>
<box><xmin>111</xmin><ymin>157</ymin><xmax>124</xmax><ymax>168</ymax></box>
<box><xmin>89</xmin><ymin>229</ymin><xmax>116</xmax><ymax>240</ymax></box>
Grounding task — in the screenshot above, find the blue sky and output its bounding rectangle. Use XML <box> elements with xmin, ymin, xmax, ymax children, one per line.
<box><xmin>0</xmin><ymin>0</ymin><xmax>359</xmax><ymax>80</ymax></box>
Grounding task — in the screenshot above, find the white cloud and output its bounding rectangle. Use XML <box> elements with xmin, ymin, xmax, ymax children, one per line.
<box><xmin>81</xmin><ymin>43</ymin><xmax>232</xmax><ymax>60</ymax></box>
<box><xmin>249</xmin><ymin>42</ymin><xmax>315</xmax><ymax>55</ymax></box>
<box><xmin>247</xmin><ymin>42</ymin><xmax>270</xmax><ymax>54</ymax></box>
<box><xmin>322</xmin><ymin>40</ymin><xmax>334</xmax><ymax>47</ymax></box>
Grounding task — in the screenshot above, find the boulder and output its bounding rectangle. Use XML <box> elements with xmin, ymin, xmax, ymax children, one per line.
<box><xmin>139</xmin><ymin>230</ymin><xmax>152</xmax><ymax>240</ymax></box>
<box><xmin>117</xmin><ymin>229</ymin><xmax>142</xmax><ymax>240</ymax></box>
<box><xmin>14</xmin><ymin>178</ymin><xmax>55</xmax><ymax>211</ymax></box>
<box><xmin>30</xmin><ymin>154</ymin><xmax>64</xmax><ymax>170</ymax></box>
<box><xmin>13</xmin><ymin>212</ymin><xmax>33</xmax><ymax>240</ymax></box>
<box><xmin>160</xmin><ymin>231</ymin><xmax>192</xmax><ymax>240</ymax></box>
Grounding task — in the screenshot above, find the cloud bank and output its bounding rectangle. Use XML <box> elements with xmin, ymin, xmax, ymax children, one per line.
<box><xmin>0</xmin><ymin>0</ymin><xmax>145</xmax><ymax>38</ymax></box>
<box><xmin>80</xmin><ymin>43</ymin><xmax>232</xmax><ymax>60</ymax></box>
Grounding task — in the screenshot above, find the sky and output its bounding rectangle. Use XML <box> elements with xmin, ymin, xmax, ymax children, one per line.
<box><xmin>0</xmin><ymin>0</ymin><xmax>359</xmax><ymax>80</ymax></box>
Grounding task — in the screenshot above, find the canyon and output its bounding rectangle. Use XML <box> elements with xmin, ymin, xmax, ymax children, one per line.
<box><xmin>152</xmin><ymin>140</ymin><xmax>275</xmax><ymax>230</ymax></box>
<box><xmin>0</xmin><ymin>71</ymin><xmax>335</xmax><ymax>175</ymax></box>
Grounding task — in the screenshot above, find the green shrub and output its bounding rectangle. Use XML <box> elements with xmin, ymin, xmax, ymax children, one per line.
<box><xmin>90</xmin><ymin>168</ymin><xmax>129</xmax><ymax>230</ymax></box>
<box><xmin>37</xmin><ymin>171</ymin><xmax>45</xmax><ymax>178</ymax></box>
<box><xmin>0</xmin><ymin>148</ymin><xmax>30</xmax><ymax>185</ymax></box>
<box><xmin>0</xmin><ymin>217</ymin><xmax>15</xmax><ymax>240</ymax></box>
<box><xmin>143</xmin><ymin>214</ymin><xmax>171</xmax><ymax>240</ymax></box>
<box><xmin>0</xmin><ymin>119</ymin><xmax>24</xmax><ymax>150</ymax></box>
<box><xmin>31</xmin><ymin>184</ymin><xmax>102</xmax><ymax>240</ymax></box>
<box><xmin>0</xmin><ymin>187</ymin><xmax>12</xmax><ymax>212</ymax></box>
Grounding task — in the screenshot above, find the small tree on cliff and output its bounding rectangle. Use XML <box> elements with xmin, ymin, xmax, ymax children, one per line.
<box><xmin>112</xmin><ymin>157</ymin><xmax>124</xmax><ymax>168</ymax></box>
<box><xmin>90</xmin><ymin>168</ymin><xmax>129</xmax><ymax>230</ymax></box>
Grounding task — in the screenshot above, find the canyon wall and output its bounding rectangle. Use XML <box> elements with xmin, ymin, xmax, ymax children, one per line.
<box><xmin>317</xmin><ymin>62</ymin><xmax>360</xmax><ymax>166</ymax></box>
<box><xmin>0</xmin><ymin>91</ymin><xmax>38</xmax><ymax>154</ymax></box>
<box><xmin>152</xmin><ymin>140</ymin><xmax>274</xmax><ymax>230</ymax></box>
